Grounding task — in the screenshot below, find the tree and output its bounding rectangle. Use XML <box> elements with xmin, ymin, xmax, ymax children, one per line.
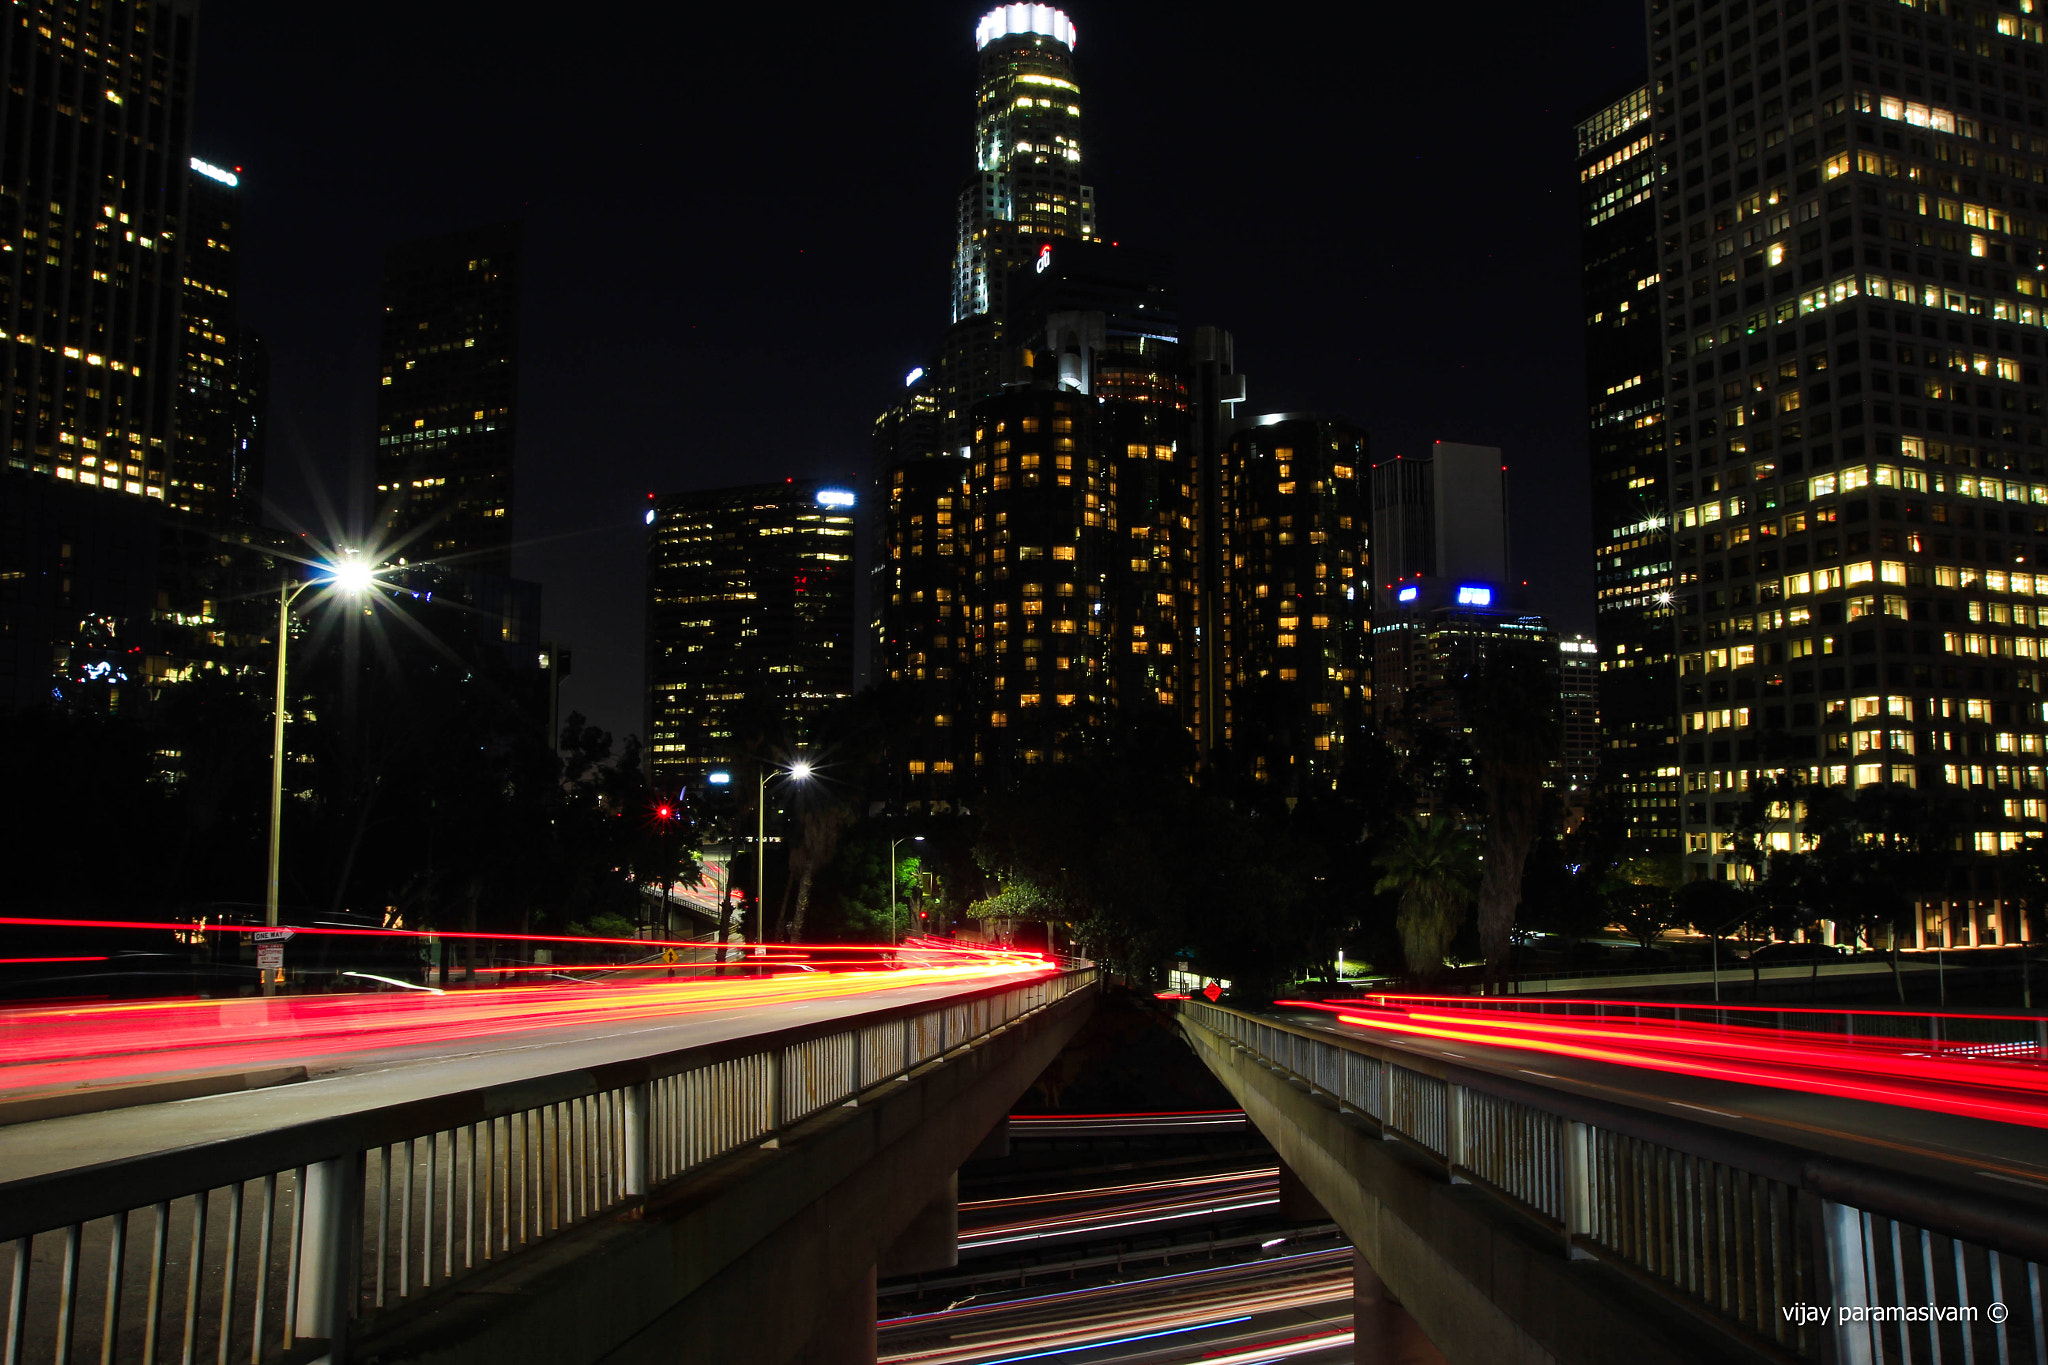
<box><xmin>1465</xmin><ymin>648</ymin><xmax>1562</xmax><ymax>984</ymax></box>
<box><xmin>2002</xmin><ymin>835</ymin><xmax>2048</xmax><ymax>1007</ymax></box>
<box><xmin>1604</xmin><ymin>855</ymin><xmax>1685</xmax><ymax>952</ymax></box>
<box><xmin>1372</xmin><ymin>815</ymin><xmax>1481</xmax><ymax>983</ymax></box>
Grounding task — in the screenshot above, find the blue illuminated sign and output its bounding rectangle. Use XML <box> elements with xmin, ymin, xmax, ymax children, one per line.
<box><xmin>816</xmin><ymin>489</ymin><xmax>856</xmax><ymax>508</ymax></box>
<box><xmin>1457</xmin><ymin>585</ymin><xmax>1493</xmax><ymax>606</ymax></box>
<box><xmin>707</xmin><ymin>771</ymin><xmax>732</xmax><ymax>786</ymax></box>
<box><xmin>1397</xmin><ymin>585</ymin><xmax>1418</xmax><ymax>603</ymax></box>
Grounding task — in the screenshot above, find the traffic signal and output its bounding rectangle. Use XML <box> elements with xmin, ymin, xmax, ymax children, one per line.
<box><xmin>656</xmin><ymin>804</ymin><xmax>673</xmax><ymax>821</ymax></box>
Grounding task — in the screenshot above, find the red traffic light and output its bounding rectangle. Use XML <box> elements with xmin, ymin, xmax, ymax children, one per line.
<box><xmin>919</xmin><ymin>911</ymin><xmax>928</xmax><ymax>920</ymax></box>
<box><xmin>656</xmin><ymin>805</ymin><xmax>673</xmax><ymax>820</ymax></box>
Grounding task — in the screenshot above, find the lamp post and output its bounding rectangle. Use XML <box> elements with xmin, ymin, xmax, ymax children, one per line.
<box><xmin>889</xmin><ymin>836</ymin><xmax>924</xmax><ymax>944</ymax></box>
<box><xmin>755</xmin><ymin>758</ymin><xmax>814</xmax><ymax>945</ymax></box>
<box><xmin>266</xmin><ymin>553</ymin><xmax>378</xmax><ymax>930</ymax></box>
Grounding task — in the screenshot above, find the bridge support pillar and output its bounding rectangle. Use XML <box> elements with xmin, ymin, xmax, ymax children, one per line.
<box><xmin>1277</xmin><ymin>1157</ymin><xmax>1329</xmax><ymax>1222</ymax></box>
<box><xmin>790</xmin><ymin>1264</ymin><xmax>877</xmax><ymax>1365</ymax></box>
<box><xmin>970</xmin><ymin>1115</ymin><xmax>1010</xmax><ymax>1160</ymax></box>
<box><xmin>1352</xmin><ymin>1249</ymin><xmax>1448</xmax><ymax>1365</ymax></box>
<box><xmin>880</xmin><ymin>1172</ymin><xmax>959</xmax><ymax>1277</ymax></box>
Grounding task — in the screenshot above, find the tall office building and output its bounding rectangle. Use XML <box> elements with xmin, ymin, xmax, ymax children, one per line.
<box><xmin>1648</xmin><ymin>0</ymin><xmax>2048</xmax><ymax>922</ymax></box>
<box><xmin>373</xmin><ymin>222</ymin><xmax>520</xmax><ymax>576</ymax></box>
<box><xmin>925</xmin><ymin>5</ymin><xmax>1099</xmax><ymax>443</ymax></box>
<box><xmin>1188</xmin><ymin>326</ymin><xmax>1249</xmax><ymax>756</ymax></box>
<box><xmin>645</xmin><ymin>481</ymin><xmax>857</xmax><ymax>793</ymax></box>
<box><xmin>963</xmin><ymin>388</ymin><xmax>1114</xmax><ymax>778</ymax></box>
<box><xmin>1559</xmin><ymin>634</ymin><xmax>1604</xmax><ymax>801</ymax></box>
<box><xmin>1216</xmin><ymin>415</ymin><xmax>1372</xmax><ymax>791</ymax></box>
<box><xmin>172</xmin><ymin>157</ymin><xmax>265</xmax><ymax>524</ymax></box>
<box><xmin>1578</xmin><ymin>83</ymin><xmax>1681</xmax><ymax>849</ymax></box>
<box><xmin>1373</xmin><ymin>579</ymin><xmax>1560</xmax><ymax>809</ymax></box>
<box><xmin>876</xmin><ymin>452</ymin><xmax>971</xmax><ymax>808</ymax></box>
<box><xmin>0</xmin><ymin>0</ymin><xmax>199</xmax><ymax>500</ymax></box>
<box><xmin>953</xmin><ymin>5</ymin><xmax>1095</xmax><ymax>327</ymax></box>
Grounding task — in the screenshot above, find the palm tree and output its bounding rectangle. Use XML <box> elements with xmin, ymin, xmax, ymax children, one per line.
<box><xmin>1373</xmin><ymin>815</ymin><xmax>1481</xmax><ymax>983</ymax></box>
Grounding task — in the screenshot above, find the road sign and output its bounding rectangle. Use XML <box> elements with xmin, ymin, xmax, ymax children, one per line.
<box><xmin>252</xmin><ymin>929</ymin><xmax>294</xmax><ymax>943</ymax></box>
<box><xmin>256</xmin><ymin>944</ymin><xmax>284</xmax><ymax>972</ymax></box>
<box><xmin>1202</xmin><ymin>981</ymin><xmax>1222</xmax><ymax>1003</ymax></box>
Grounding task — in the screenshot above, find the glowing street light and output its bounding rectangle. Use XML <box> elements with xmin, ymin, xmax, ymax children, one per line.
<box><xmin>752</xmin><ymin>757</ymin><xmax>816</xmax><ymax>945</ymax></box>
<box><xmin>266</xmin><ymin>551</ymin><xmax>387</xmax><ymax>947</ymax></box>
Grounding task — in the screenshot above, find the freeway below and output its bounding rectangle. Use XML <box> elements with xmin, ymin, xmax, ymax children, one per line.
<box><xmin>0</xmin><ymin>947</ymin><xmax>1056</xmax><ymax>1186</ymax></box>
<box><xmin>1271</xmin><ymin>997</ymin><xmax>2048</xmax><ymax>1208</ymax></box>
<box><xmin>881</xmin><ymin>1251</ymin><xmax>1354</xmax><ymax>1364</ymax></box>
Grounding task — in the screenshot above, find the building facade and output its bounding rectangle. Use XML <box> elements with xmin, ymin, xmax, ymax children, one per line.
<box><xmin>1559</xmin><ymin>633</ymin><xmax>1604</xmax><ymax>802</ymax></box>
<box><xmin>373</xmin><ymin>222</ymin><xmax>521</xmax><ymax>576</ymax></box>
<box><xmin>0</xmin><ymin>0</ymin><xmax>199</xmax><ymax>503</ymax></box>
<box><xmin>1645</xmin><ymin>0</ymin><xmax>2048</xmax><ymax>927</ymax></box>
<box><xmin>172</xmin><ymin>157</ymin><xmax>265</xmax><ymax>525</ymax></box>
<box><xmin>953</xmin><ymin>5</ymin><xmax>1096</xmax><ymax>329</ymax></box>
<box><xmin>1373</xmin><ymin>577</ymin><xmax>1561</xmax><ymax>808</ymax></box>
<box><xmin>645</xmin><ymin>481</ymin><xmax>857</xmax><ymax>793</ymax></box>
<box><xmin>963</xmin><ymin>388</ymin><xmax>1115</xmax><ymax>778</ymax></box>
<box><xmin>1216</xmin><ymin>414</ymin><xmax>1372</xmax><ymax>791</ymax></box>
<box><xmin>1578</xmin><ymin>82</ymin><xmax>1681</xmax><ymax>849</ymax></box>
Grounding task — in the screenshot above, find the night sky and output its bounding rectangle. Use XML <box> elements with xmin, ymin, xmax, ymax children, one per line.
<box><xmin>193</xmin><ymin>1</ymin><xmax>1649</xmax><ymax>745</ymax></box>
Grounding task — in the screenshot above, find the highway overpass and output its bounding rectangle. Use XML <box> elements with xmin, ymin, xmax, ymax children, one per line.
<box><xmin>0</xmin><ymin>954</ymin><xmax>1094</xmax><ymax>1365</ymax></box>
<box><xmin>1177</xmin><ymin>994</ymin><xmax>2048</xmax><ymax>1365</ymax></box>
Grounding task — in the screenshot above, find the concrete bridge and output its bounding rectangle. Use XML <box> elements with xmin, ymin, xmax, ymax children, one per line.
<box><xmin>1176</xmin><ymin>997</ymin><xmax>2048</xmax><ymax>1365</ymax></box>
<box><xmin>0</xmin><ymin>968</ymin><xmax>1093</xmax><ymax>1365</ymax></box>
<box><xmin>8</xmin><ymin>975</ymin><xmax>2047</xmax><ymax>1365</ymax></box>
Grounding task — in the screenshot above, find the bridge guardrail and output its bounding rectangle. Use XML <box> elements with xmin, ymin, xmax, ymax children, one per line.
<box><xmin>1181</xmin><ymin>997</ymin><xmax>2048</xmax><ymax>1365</ymax></box>
<box><xmin>0</xmin><ymin>965</ymin><xmax>1094</xmax><ymax>1365</ymax></box>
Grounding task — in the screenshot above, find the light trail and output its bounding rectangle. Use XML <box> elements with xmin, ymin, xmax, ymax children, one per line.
<box><xmin>879</xmin><ymin>1249</ymin><xmax>1351</xmax><ymax>1333</ymax></box>
<box><xmin>1280</xmin><ymin>998</ymin><xmax>2048</xmax><ymax>1128</ymax></box>
<box><xmin>957</xmin><ymin>1166</ymin><xmax>1282</xmax><ymax>1252</ymax></box>
<box><xmin>884</xmin><ymin>1277</ymin><xmax>1350</xmax><ymax>1363</ymax></box>
<box><xmin>0</xmin><ymin>946</ymin><xmax>1052</xmax><ymax>1096</ymax></box>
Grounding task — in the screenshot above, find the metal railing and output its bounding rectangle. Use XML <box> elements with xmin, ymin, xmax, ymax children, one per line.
<box><xmin>0</xmin><ymin>966</ymin><xmax>1094</xmax><ymax>1365</ymax></box>
<box><xmin>1183</xmin><ymin>997</ymin><xmax>2048</xmax><ymax>1365</ymax></box>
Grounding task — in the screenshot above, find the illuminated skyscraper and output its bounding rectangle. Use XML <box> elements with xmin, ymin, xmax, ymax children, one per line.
<box><xmin>0</xmin><ymin>0</ymin><xmax>199</xmax><ymax>501</ymax></box>
<box><xmin>645</xmin><ymin>481</ymin><xmax>858</xmax><ymax>793</ymax></box>
<box><xmin>1577</xmin><ymin>83</ymin><xmax>1679</xmax><ymax>849</ymax></box>
<box><xmin>964</xmin><ymin>389</ymin><xmax>1114</xmax><ymax>778</ymax></box>
<box><xmin>1217</xmin><ymin>415</ymin><xmax>1372</xmax><ymax>792</ymax></box>
<box><xmin>1647</xmin><ymin>2</ymin><xmax>2048</xmax><ymax>929</ymax></box>
<box><xmin>374</xmin><ymin>223</ymin><xmax>520</xmax><ymax>576</ymax></box>
<box><xmin>953</xmin><ymin>5</ymin><xmax>1095</xmax><ymax>327</ymax></box>
<box><xmin>172</xmin><ymin>157</ymin><xmax>266</xmax><ymax>524</ymax></box>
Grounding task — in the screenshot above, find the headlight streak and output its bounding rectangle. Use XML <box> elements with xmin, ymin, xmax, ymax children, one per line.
<box><xmin>1281</xmin><ymin>999</ymin><xmax>2048</xmax><ymax>1129</ymax></box>
<box><xmin>961</xmin><ymin>1167</ymin><xmax>1278</xmax><ymax>1214</ymax></box>
<box><xmin>1183</xmin><ymin>1327</ymin><xmax>1355</xmax><ymax>1364</ymax></box>
<box><xmin>0</xmin><ymin>948</ymin><xmax>1053</xmax><ymax>1095</ymax></box>
<box><xmin>958</xmin><ymin>1316</ymin><xmax>1250</xmax><ymax>1365</ymax></box>
<box><xmin>878</xmin><ymin>1247</ymin><xmax>1350</xmax><ymax>1331</ymax></box>
<box><xmin>958</xmin><ymin>1197</ymin><xmax>1282</xmax><ymax>1251</ymax></box>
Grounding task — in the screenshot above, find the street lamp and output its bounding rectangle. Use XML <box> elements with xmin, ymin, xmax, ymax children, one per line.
<box><xmin>266</xmin><ymin>552</ymin><xmax>382</xmax><ymax>933</ymax></box>
<box><xmin>754</xmin><ymin>757</ymin><xmax>815</xmax><ymax>945</ymax></box>
<box><xmin>889</xmin><ymin>836</ymin><xmax>925</xmax><ymax>945</ymax></box>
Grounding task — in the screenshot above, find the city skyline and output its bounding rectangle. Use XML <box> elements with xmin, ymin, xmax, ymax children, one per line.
<box><xmin>185</xmin><ymin>0</ymin><xmax>1643</xmax><ymax>743</ymax></box>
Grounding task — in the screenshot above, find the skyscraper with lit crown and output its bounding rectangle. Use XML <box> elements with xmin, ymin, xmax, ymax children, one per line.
<box><xmin>953</xmin><ymin>5</ymin><xmax>1096</xmax><ymax>328</ymax></box>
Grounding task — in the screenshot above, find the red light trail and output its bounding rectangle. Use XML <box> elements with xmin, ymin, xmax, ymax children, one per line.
<box><xmin>0</xmin><ymin>933</ymin><xmax>1052</xmax><ymax>1097</ymax></box>
<box><xmin>1276</xmin><ymin>997</ymin><xmax>2048</xmax><ymax>1128</ymax></box>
